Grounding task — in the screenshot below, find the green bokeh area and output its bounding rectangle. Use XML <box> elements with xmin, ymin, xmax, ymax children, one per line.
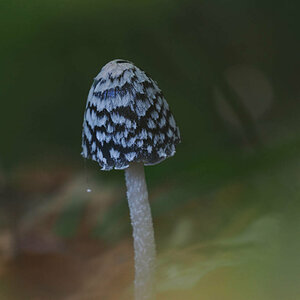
<box><xmin>2</xmin><ymin>0</ymin><xmax>299</xmax><ymax>168</ymax></box>
<box><xmin>0</xmin><ymin>0</ymin><xmax>300</xmax><ymax>299</ymax></box>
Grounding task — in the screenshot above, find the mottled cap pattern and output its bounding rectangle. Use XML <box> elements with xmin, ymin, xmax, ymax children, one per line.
<box><xmin>81</xmin><ymin>59</ymin><xmax>181</xmax><ymax>170</ymax></box>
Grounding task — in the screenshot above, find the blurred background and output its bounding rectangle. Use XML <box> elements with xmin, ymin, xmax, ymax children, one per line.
<box><xmin>0</xmin><ymin>0</ymin><xmax>300</xmax><ymax>299</ymax></box>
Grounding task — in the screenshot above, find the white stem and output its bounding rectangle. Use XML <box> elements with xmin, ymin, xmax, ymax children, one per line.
<box><xmin>125</xmin><ymin>162</ymin><xmax>156</xmax><ymax>300</ymax></box>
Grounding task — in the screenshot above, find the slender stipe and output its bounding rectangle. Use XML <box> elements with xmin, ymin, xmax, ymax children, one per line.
<box><xmin>125</xmin><ymin>163</ymin><xmax>156</xmax><ymax>300</ymax></box>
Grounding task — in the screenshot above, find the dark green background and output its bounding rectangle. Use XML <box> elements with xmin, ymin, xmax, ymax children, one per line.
<box><xmin>1</xmin><ymin>0</ymin><xmax>299</xmax><ymax>169</ymax></box>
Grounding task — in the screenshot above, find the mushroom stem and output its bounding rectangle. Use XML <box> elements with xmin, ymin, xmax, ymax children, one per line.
<box><xmin>125</xmin><ymin>162</ymin><xmax>156</xmax><ymax>300</ymax></box>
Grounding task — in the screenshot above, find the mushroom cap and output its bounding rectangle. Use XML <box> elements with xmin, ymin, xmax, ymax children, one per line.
<box><xmin>81</xmin><ymin>59</ymin><xmax>181</xmax><ymax>170</ymax></box>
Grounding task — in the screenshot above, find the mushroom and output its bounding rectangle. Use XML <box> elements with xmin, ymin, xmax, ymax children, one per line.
<box><xmin>81</xmin><ymin>59</ymin><xmax>180</xmax><ymax>300</ymax></box>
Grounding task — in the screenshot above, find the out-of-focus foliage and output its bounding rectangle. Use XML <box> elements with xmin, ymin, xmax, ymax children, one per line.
<box><xmin>0</xmin><ymin>0</ymin><xmax>299</xmax><ymax>299</ymax></box>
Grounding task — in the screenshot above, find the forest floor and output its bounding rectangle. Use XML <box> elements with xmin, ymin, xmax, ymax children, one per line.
<box><xmin>0</xmin><ymin>165</ymin><xmax>298</xmax><ymax>300</ymax></box>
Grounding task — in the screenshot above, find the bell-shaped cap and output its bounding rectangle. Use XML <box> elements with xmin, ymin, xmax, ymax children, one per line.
<box><xmin>82</xmin><ymin>59</ymin><xmax>181</xmax><ymax>170</ymax></box>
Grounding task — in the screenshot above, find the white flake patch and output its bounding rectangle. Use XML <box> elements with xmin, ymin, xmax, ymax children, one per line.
<box><xmin>146</xmin><ymin>86</ymin><xmax>156</xmax><ymax>99</ymax></box>
<box><xmin>137</xmin><ymin>140</ymin><xmax>143</xmax><ymax>147</ymax></box>
<box><xmin>96</xmin><ymin>131</ymin><xmax>111</xmax><ymax>143</ymax></box>
<box><xmin>96</xmin><ymin>98</ymin><xmax>106</xmax><ymax>111</ymax></box>
<box><xmin>147</xmin><ymin>119</ymin><xmax>156</xmax><ymax>129</ymax></box>
<box><xmin>121</xmin><ymin>137</ymin><xmax>127</xmax><ymax>148</ymax></box>
<box><xmin>153</xmin><ymin>135</ymin><xmax>160</xmax><ymax>145</ymax></box>
<box><xmin>97</xmin><ymin>115</ymin><xmax>108</xmax><ymax>127</ymax></box>
<box><xmin>135</xmin><ymin>99</ymin><xmax>151</xmax><ymax>117</ymax></box>
<box><xmin>158</xmin><ymin>147</ymin><xmax>168</xmax><ymax>158</ymax></box>
<box><xmin>147</xmin><ymin>145</ymin><xmax>152</xmax><ymax>153</ymax></box>
<box><xmin>125</xmin><ymin>152</ymin><xmax>136</xmax><ymax>161</ymax></box>
<box><xmin>125</xmin><ymin>119</ymin><xmax>133</xmax><ymax>128</ymax></box>
<box><xmin>158</xmin><ymin>116</ymin><xmax>166</xmax><ymax>128</ymax></box>
<box><xmin>118</xmin><ymin>69</ymin><xmax>134</xmax><ymax>86</ymax></box>
<box><xmin>151</xmin><ymin>111</ymin><xmax>159</xmax><ymax>120</ymax></box>
<box><xmin>95</xmin><ymin>69</ymin><xmax>136</xmax><ymax>91</ymax></box>
<box><xmin>110</xmin><ymin>148</ymin><xmax>120</xmax><ymax>159</ymax></box>
<box><xmin>155</xmin><ymin>97</ymin><xmax>163</xmax><ymax>111</ymax></box>
<box><xmin>107</xmin><ymin>124</ymin><xmax>114</xmax><ymax>133</ymax></box>
<box><xmin>92</xmin><ymin>92</ymin><xmax>132</xmax><ymax>111</ymax></box>
<box><xmin>148</xmin><ymin>97</ymin><xmax>154</xmax><ymax>105</ymax></box>
<box><xmin>133</xmin><ymin>80</ymin><xmax>144</xmax><ymax>93</ymax></box>
<box><xmin>162</xmin><ymin>107</ymin><xmax>168</xmax><ymax>116</ymax></box>
<box><xmin>84</xmin><ymin>125</ymin><xmax>92</xmax><ymax>141</ymax></box>
<box><xmin>112</xmin><ymin>131</ymin><xmax>124</xmax><ymax>144</ymax></box>
<box><xmin>95</xmin><ymin>60</ymin><xmax>131</xmax><ymax>80</ymax></box>
<box><xmin>139</xmin><ymin>129</ymin><xmax>148</xmax><ymax>140</ymax></box>
<box><xmin>111</xmin><ymin>113</ymin><xmax>126</xmax><ymax>124</ymax></box>
<box><xmin>163</xmin><ymin>98</ymin><xmax>170</xmax><ymax>110</ymax></box>
<box><xmin>98</xmin><ymin>150</ymin><xmax>107</xmax><ymax>164</ymax></box>
<box><xmin>134</xmin><ymin>68</ymin><xmax>149</xmax><ymax>82</ymax></box>
<box><xmin>90</xmin><ymin>110</ymin><xmax>97</xmax><ymax>122</ymax></box>
<box><xmin>157</xmin><ymin>97</ymin><xmax>163</xmax><ymax>106</ymax></box>
<box><xmin>127</xmin><ymin>137</ymin><xmax>136</xmax><ymax>147</ymax></box>
<box><xmin>96</xmin><ymin>131</ymin><xmax>105</xmax><ymax>141</ymax></box>
<box><xmin>169</xmin><ymin>115</ymin><xmax>176</xmax><ymax>128</ymax></box>
<box><xmin>167</xmin><ymin>128</ymin><xmax>173</xmax><ymax>138</ymax></box>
